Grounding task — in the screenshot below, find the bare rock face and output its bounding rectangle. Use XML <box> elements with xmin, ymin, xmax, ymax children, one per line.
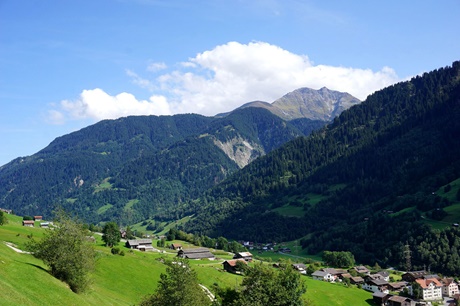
<box><xmin>213</xmin><ymin>136</ymin><xmax>264</xmax><ymax>168</ymax></box>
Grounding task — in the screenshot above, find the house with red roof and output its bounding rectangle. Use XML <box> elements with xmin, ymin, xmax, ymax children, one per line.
<box><xmin>415</xmin><ymin>278</ymin><xmax>443</xmax><ymax>301</ymax></box>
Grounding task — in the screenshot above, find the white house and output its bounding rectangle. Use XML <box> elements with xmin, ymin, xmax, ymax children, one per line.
<box><xmin>441</xmin><ymin>278</ymin><xmax>459</xmax><ymax>297</ymax></box>
<box><xmin>312</xmin><ymin>270</ymin><xmax>334</xmax><ymax>282</ymax></box>
<box><xmin>416</xmin><ymin>278</ymin><xmax>443</xmax><ymax>301</ymax></box>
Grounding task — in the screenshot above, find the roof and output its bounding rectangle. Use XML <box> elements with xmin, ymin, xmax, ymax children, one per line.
<box><xmin>292</xmin><ymin>263</ymin><xmax>307</xmax><ymax>270</ymax></box>
<box><xmin>223</xmin><ymin>259</ymin><xmax>247</xmax><ymax>267</ymax></box>
<box><xmin>179</xmin><ymin>247</ymin><xmax>212</xmax><ymax>254</ymax></box>
<box><xmin>403</xmin><ymin>270</ymin><xmax>426</xmax><ymax>278</ymax></box>
<box><xmin>372</xmin><ymin>291</ymin><xmax>388</xmax><ymax>298</ymax></box>
<box><xmin>236</xmin><ymin>252</ymin><xmax>253</xmax><ymax>257</ymax></box>
<box><xmin>171</xmin><ymin>243</ymin><xmax>182</xmax><ymax>247</ymax></box>
<box><xmin>22</xmin><ymin>220</ymin><xmax>34</xmax><ymax>224</ymax></box>
<box><xmin>389</xmin><ymin>281</ymin><xmax>408</xmax><ymax>290</ymax></box>
<box><xmin>341</xmin><ymin>273</ymin><xmax>352</xmax><ymax>279</ymax></box>
<box><xmin>312</xmin><ymin>271</ymin><xmax>329</xmax><ymax>277</ymax></box>
<box><xmin>367</xmin><ymin>279</ymin><xmax>389</xmax><ymax>286</ymax></box>
<box><xmin>416</xmin><ymin>278</ymin><xmax>442</xmax><ymax>289</ymax></box>
<box><xmin>178</xmin><ymin>247</ymin><xmax>215</xmax><ymax>259</ymax></box>
<box><xmin>377</xmin><ymin>271</ymin><xmax>390</xmax><ymax>278</ymax></box>
<box><xmin>127</xmin><ymin>239</ymin><xmax>152</xmax><ymax>246</ymax></box>
<box><xmin>355</xmin><ymin>265</ymin><xmax>370</xmax><ymax>273</ymax></box>
<box><xmin>322</xmin><ymin>268</ymin><xmax>338</xmax><ymax>275</ymax></box>
<box><xmin>387</xmin><ymin>295</ymin><xmax>413</xmax><ymax>303</ymax></box>
<box><xmin>351</xmin><ymin>276</ymin><xmax>364</xmax><ymax>283</ymax></box>
<box><xmin>182</xmin><ymin>252</ymin><xmax>215</xmax><ymax>259</ymax></box>
<box><xmin>442</xmin><ymin>278</ymin><xmax>457</xmax><ymax>285</ymax></box>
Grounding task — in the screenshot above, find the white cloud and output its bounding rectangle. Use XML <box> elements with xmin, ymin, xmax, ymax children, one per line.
<box><xmin>59</xmin><ymin>88</ymin><xmax>171</xmax><ymax>121</ymax></box>
<box><xmin>147</xmin><ymin>61</ymin><xmax>167</xmax><ymax>72</ymax></box>
<box><xmin>50</xmin><ymin>41</ymin><xmax>400</xmax><ymax>122</ymax></box>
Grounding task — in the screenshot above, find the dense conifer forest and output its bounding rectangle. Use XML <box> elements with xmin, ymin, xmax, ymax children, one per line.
<box><xmin>185</xmin><ymin>61</ymin><xmax>460</xmax><ymax>274</ymax></box>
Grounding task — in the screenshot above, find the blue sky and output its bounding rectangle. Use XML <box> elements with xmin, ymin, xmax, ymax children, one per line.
<box><xmin>1</xmin><ymin>0</ymin><xmax>459</xmax><ymax>166</ymax></box>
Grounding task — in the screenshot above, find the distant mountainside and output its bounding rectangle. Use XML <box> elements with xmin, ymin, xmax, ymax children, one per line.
<box><xmin>216</xmin><ymin>87</ymin><xmax>361</xmax><ymax>121</ymax></box>
<box><xmin>185</xmin><ymin>61</ymin><xmax>460</xmax><ymax>275</ymax></box>
<box><xmin>0</xmin><ymin>85</ymin><xmax>342</xmax><ymax>224</ymax></box>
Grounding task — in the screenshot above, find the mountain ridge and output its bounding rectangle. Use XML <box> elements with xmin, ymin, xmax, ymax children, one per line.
<box><xmin>215</xmin><ymin>87</ymin><xmax>361</xmax><ymax>121</ymax></box>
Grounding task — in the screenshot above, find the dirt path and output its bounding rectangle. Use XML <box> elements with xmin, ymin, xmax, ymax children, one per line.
<box><xmin>3</xmin><ymin>242</ymin><xmax>31</xmax><ymax>254</ymax></box>
<box><xmin>199</xmin><ymin>284</ymin><xmax>215</xmax><ymax>301</ymax></box>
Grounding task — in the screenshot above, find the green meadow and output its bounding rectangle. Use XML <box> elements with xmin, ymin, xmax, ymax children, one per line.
<box><xmin>0</xmin><ymin>213</ymin><xmax>372</xmax><ymax>305</ymax></box>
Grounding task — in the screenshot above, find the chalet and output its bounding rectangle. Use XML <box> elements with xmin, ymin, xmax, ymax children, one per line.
<box><xmin>33</xmin><ymin>216</ymin><xmax>43</xmax><ymax>221</ymax></box>
<box><xmin>376</xmin><ymin>271</ymin><xmax>390</xmax><ymax>281</ymax></box>
<box><xmin>292</xmin><ymin>263</ymin><xmax>307</xmax><ymax>274</ymax></box>
<box><xmin>354</xmin><ymin>265</ymin><xmax>370</xmax><ymax>275</ymax></box>
<box><xmin>312</xmin><ymin>270</ymin><xmax>334</xmax><ymax>282</ymax></box>
<box><xmin>363</xmin><ymin>278</ymin><xmax>389</xmax><ymax>293</ymax></box>
<box><xmin>22</xmin><ymin>220</ymin><xmax>34</xmax><ymax>227</ymax></box>
<box><xmin>441</xmin><ymin>278</ymin><xmax>459</xmax><ymax>297</ymax></box>
<box><xmin>340</xmin><ymin>273</ymin><xmax>352</xmax><ymax>281</ymax></box>
<box><xmin>223</xmin><ymin>259</ymin><xmax>247</xmax><ymax>274</ymax></box>
<box><xmin>40</xmin><ymin>222</ymin><xmax>50</xmax><ymax>228</ymax></box>
<box><xmin>388</xmin><ymin>281</ymin><xmax>409</xmax><ymax>292</ymax></box>
<box><xmin>386</xmin><ymin>295</ymin><xmax>416</xmax><ymax>306</ymax></box>
<box><xmin>126</xmin><ymin>239</ymin><xmax>154</xmax><ymax>251</ymax></box>
<box><xmin>415</xmin><ymin>278</ymin><xmax>443</xmax><ymax>301</ymax></box>
<box><xmin>170</xmin><ymin>243</ymin><xmax>182</xmax><ymax>250</ymax></box>
<box><xmin>278</xmin><ymin>247</ymin><xmax>291</xmax><ymax>253</ymax></box>
<box><xmin>402</xmin><ymin>271</ymin><xmax>426</xmax><ymax>282</ymax></box>
<box><xmin>233</xmin><ymin>252</ymin><xmax>253</xmax><ymax>262</ymax></box>
<box><xmin>372</xmin><ymin>291</ymin><xmax>390</xmax><ymax>306</ymax></box>
<box><xmin>177</xmin><ymin>247</ymin><xmax>215</xmax><ymax>260</ymax></box>
<box><xmin>350</xmin><ymin>276</ymin><xmax>365</xmax><ymax>284</ymax></box>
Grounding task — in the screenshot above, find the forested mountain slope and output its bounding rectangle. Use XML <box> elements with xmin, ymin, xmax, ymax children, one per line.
<box><xmin>186</xmin><ymin>61</ymin><xmax>460</xmax><ymax>274</ymax></box>
<box><xmin>0</xmin><ymin>107</ymin><xmax>317</xmax><ymax>224</ymax></box>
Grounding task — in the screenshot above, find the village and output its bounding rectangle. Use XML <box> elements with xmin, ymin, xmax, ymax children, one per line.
<box><xmin>124</xmin><ymin>233</ymin><xmax>460</xmax><ymax>306</ymax></box>
<box><xmin>9</xmin><ymin>209</ymin><xmax>460</xmax><ymax>306</ymax></box>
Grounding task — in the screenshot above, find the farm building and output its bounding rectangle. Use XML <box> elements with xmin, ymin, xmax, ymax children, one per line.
<box><xmin>177</xmin><ymin>247</ymin><xmax>215</xmax><ymax>260</ymax></box>
<box><xmin>223</xmin><ymin>259</ymin><xmax>247</xmax><ymax>273</ymax></box>
<box><xmin>233</xmin><ymin>251</ymin><xmax>253</xmax><ymax>262</ymax></box>
<box><xmin>126</xmin><ymin>239</ymin><xmax>154</xmax><ymax>251</ymax></box>
<box><xmin>22</xmin><ymin>220</ymin><xmax>34</xmax><ymax>227</ymax></box>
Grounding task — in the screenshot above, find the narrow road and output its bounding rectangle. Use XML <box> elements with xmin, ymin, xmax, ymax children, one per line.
<box><xmin>199</xmin><ymin>284</ymin><xmax>215</xmax><ymax>301</ymax></box>
<box><xmin>3</xmin><ymin>242</ymin><xmax>31</xmax><ymax>254</ymax></box>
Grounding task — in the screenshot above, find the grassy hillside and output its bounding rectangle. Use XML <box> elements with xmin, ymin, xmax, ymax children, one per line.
<box><xmin>0</xmin><ymin>214</ymin><xmax>372</xmax><ymax>305</ymax></box>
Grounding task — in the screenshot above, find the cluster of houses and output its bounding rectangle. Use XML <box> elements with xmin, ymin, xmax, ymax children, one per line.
<box><xmin>312</xmin><ymin>266</ymin><xmax>460</xmax><ymax>305</ymax></box>
<box><xmin>21</xmin><ymin>216</ymin><xmax>50</xmax><ymax>228</ymax></box>
<box><xmin>0</xmin><ymin>208</ymin><xmax>12</xmax><ymax>214</ymax></box>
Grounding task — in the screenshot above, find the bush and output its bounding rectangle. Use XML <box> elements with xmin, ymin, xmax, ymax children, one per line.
<box><xmin>111</xmin><ymin>247</ymin><xmax>120</xmax><ymax>255</ymax></box>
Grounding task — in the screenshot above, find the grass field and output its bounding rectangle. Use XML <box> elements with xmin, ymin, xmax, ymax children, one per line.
<box><xmin>0</xmin><ymin>213</ymin><xmax>374</xmax><ymax>305</ymax></box>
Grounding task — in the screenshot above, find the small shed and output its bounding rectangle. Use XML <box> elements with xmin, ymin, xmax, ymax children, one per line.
<box><xmin>170</xmin><ymin>243</ymin><xmax>182</xmax><ymax>250</ymax></box>
<box><xmin>223</xmin><ymin>259</ymin><xmax>247</xmax><ymax>274</ymax></box>
<box><xmin>33</xmin><ymin>216</ymin><xmax>43</xmax><ymax>221</ymax></box>
<box><xmin>40</xmin><ymin>222</ymin><xmax>50</xmax><ymax>228</ymax></box>
<box><xmin>22</xmin><ymin>220</ymin><xmax>35</xmax><ymax>227</ymax></box>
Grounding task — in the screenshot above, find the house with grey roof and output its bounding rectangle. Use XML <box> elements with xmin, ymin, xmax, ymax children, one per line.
<box><xmin>177</xmin><ymin>247</ymin><xmax>215</xmax><ymax>260</ymax></box>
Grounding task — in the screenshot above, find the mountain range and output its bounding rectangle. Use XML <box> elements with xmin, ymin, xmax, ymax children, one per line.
<box><xmin>0</xmin><ymin>87</ymin><xmax>355</xmax><ymax>224</ymax></box>
<box><xmin>2</xmin><ymin>62</ymin><xmax>460</xmax><ymax>274</ymax></box>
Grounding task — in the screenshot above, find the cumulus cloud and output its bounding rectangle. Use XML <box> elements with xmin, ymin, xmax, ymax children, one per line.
<box><xmin>50</xmin><ymin>41</ymin><xmax>400</xmax><ymax>122</ymax></box>
<box><xmin>58</xmin><ymin>88</ymin><xmax>171</xmax><ymax>121</ymax></box>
